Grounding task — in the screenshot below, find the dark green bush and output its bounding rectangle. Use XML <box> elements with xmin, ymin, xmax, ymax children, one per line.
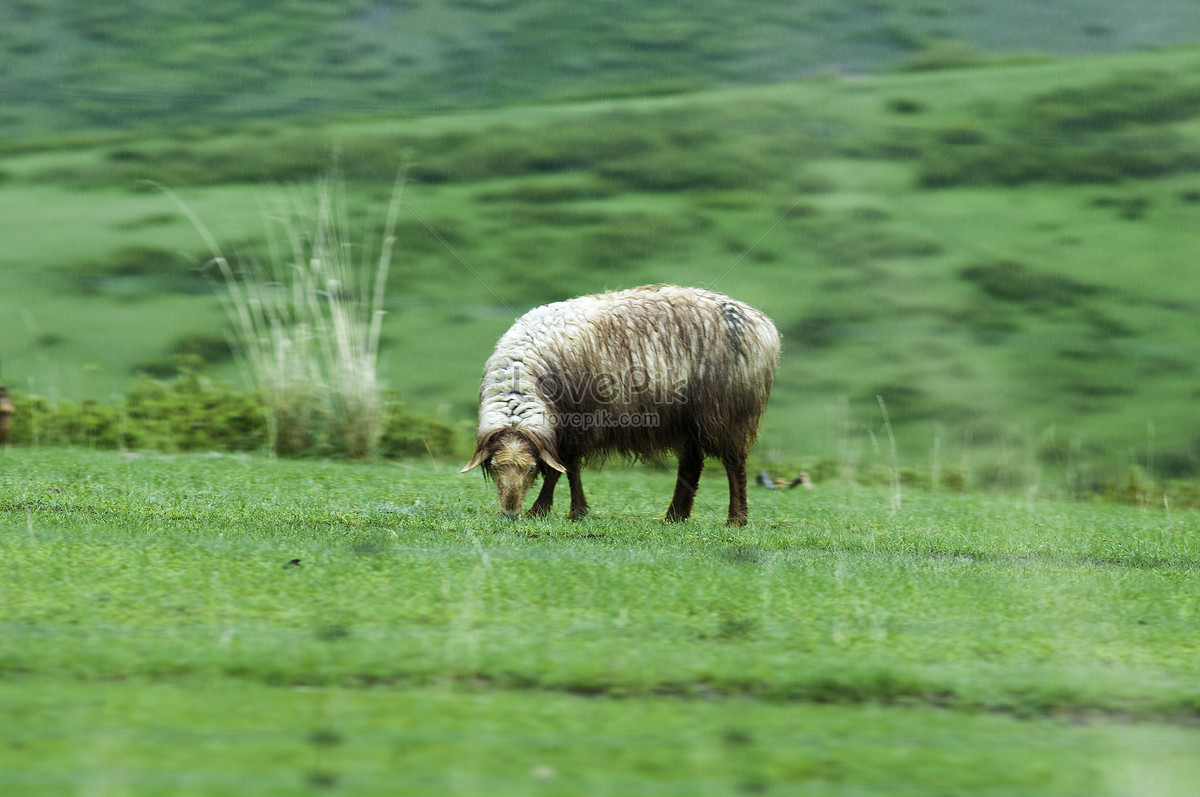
<box><xmin>411</xmin><ymin>118</ymin><xmax>662</xmax><ymax>184</ymax></box>
<box><xmin>121</xmin><ymin>369</ymin><xmax>266</xmax><ymax>452</ymax></box>
<box><xmin>886</xmin><ymin>97</ymin><xmax>925</xmax><ymax>115</ymax></box>
<box><xmin>785</xmin><ymin>313</ymin><xmax>851</xmax><ymax>349</ymax></box>
<box><xmin>918</xmin><ymin>72</ymin><xmax>1200</xmax><ymax>187</ymax></box>
<box><xmin>2</xmin><ymin>370</ymin><xmax>456</xmax><ymax>460</ymax></box>
<box><xmin>475</xmin><ymin>179</ymin><xmax>618</xmax><ymax>204</ymax></box>
<box><xmin>871</xmin><ymin>384</ymin><xmax>937</xmax><ymax>422</ymax></box>
<box><xmin>1022</xmin><ymin>72</ymin><xmax>1200</xmax><ymax>133</ymax></box>
<box><xmin>65</xmin><ymin>2</ymin><xmax>130</xmax><ymax>43</ymax></box>
<box><xmin>64</xmin><ymin>246</ymin><xmax>211</xmax><ymax>298</ymax></box>
<box><xmin>1090</xmin><ymin>194</ymin><xmax>1152</xmax><ymax>221</ymax></box>
<box><xmin>168</xmin><ymin>333</ymin><xmax>236</xmax><ymax>365</ymax></box>
<box><xmin>795</xmin><ymin>212</ymin><xmax>942</xmax><ymax>267</ymax></box>
<box><xmin>599</xmin><ymin>150</ymin><xmax>766</xmax><ymax>192</ymax></box>
<box><xmin>5</xmin><ymin>396</ymin><xmax>124</xmax><ymax>448</ymax></box>
<box><xmin>378</xmin><ymin>399</ymin><xmax>457</xmax><ymax>459</ymax></box>
<box><xmin>959</xmin><ymin>260</ymin><xmax>1099</xmax><ymax>307</ymax></box>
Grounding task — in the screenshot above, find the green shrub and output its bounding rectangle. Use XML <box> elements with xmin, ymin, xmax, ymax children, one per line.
<box><xmin>785</xmin><ymin>313</ymin><xmax>851</xmax><ymax>349</ymax></box>
<box><xmin>959</xmin><ymin>260</ymin><xmax>1099</xmax><ymax>307</ymax></box>
<box><xmin>122</xmin><ymin>371</ymin><xmax>266</xmax><ymax>452</ymax></box>
<box><xmin>474</xmin><ymin>178</ymin><xmax>618</xmax><ymax>204</ymax></box>
<box><xmin>64</xmin><ymin>245</ymin><xmax>210</xmax><ymax>298</ymax></box>
<box><xmin>794</xmin><ymin>211</ymin><xmax>942</xmax><ymax>268</ymax></box>
<box><xmin>939</xmin><ymin>466</ymin><xmax>967</xmax><ymax>492</ymax></box>
<box><xmin>2</xmin><ymin>374</ymin><xmax>456</xmax><ymax>459</ymax></box>
<box><xmin>3</xmin><ymin>370</ymin><xmax>265</xmax><ymax>452</ymax></box>
<box><xmin>168</xmin><ymin>333</ymin><xmax>236</xmax><ymax>365</ymax></box>
<box><xmin>410</xmin><ymin>118</ymin><xmax>661</xmax><ymax>184</ymax></box>
<box><xmin>599</xmin><ymin>150</ymin><xmax>764</xmax><ymax>192</ymax></box>
<box><xmin>378</xmin><ymin>399</ymin><xmax>458</xmax><ymax>459</ymax></box>
<box><xmin>5</xmin><ymin>395</ymin><xmax>123</xmax><ymax>448</ymax></box>
<box><xmin>886</xmin><ymin>97</ymin><xmax>926</xmax><ymax>115</ymax></box>
<box><xmin>918</xmin><ymin>72</ymin><xmax>1200</xmax><ymax>187</ymax></box>
<box><xmin>1021</xmin><ymin>71</ymin><xmax>1200</xmax><ymax>133</ymax></box>
<box><xmin>1165</xmin><ymin>480</ymin><xmax>1200</xmax><ymax>509</ymax></box>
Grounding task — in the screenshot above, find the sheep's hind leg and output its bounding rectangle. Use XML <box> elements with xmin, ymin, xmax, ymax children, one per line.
<box><xmin>666</xmin><ymin>444</ymin><xmax>704</xmax><ymax>522</ymax></box>
<box><xmin>722</xmin><ymin>451</ymin><xmax>749</xmax><ymax>527</ymax></box>
<box><xmin>525</xmin><ymin>470</ymin><xmax>560</xmax><ymax>518</ymax></box>
<box><xmin>567</xmin><ymin>459</ymin><xmax>589</xmax><ymax>520</ymax></box>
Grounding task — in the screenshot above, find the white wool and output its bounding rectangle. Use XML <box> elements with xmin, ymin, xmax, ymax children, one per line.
<box><xmin>475</xmin><ymin>284</ymin><xmax>779</xmax><ymax>437</ymax></box>
<box><xmin>478</xmin><ymin>293</ymin><xmax>599</xmax><ymax>434</ymax></box>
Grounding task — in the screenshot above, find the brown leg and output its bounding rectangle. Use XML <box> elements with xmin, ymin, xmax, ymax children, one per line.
<box><xmin>526</xmin><ymin>469</ymin><xmax>560</xmax><ymax>517</ymax></box>
<box><xmin>723</xmin><ymin>451</ymin><xmax>749</xmax><ymax>527</ymax></box>
<box><xmin>567</xmin><ymin>460</ymin><xmax>589</xmax><ymax>521</ymax></box>
<box><xmin>666</xmin><ymin>443</ymin><xmax>704</xmax><ymax>522</ymax></box>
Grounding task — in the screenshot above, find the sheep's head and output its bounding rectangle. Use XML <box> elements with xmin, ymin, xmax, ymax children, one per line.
<box><xmin>462</xmin><ymin>429</ymin><xmax>566</xmax><ymax>516</ymax></box>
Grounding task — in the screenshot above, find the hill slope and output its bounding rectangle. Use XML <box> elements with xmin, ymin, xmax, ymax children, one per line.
<box><xmin>3</xmin><ymin>49</ymin><xmax>1200</xmax><ymax>490</ymax></box>
<box><xmin>3</xmin><ymin>0</ymin><xmax>1200</xmax><ymax>137</ymax></box>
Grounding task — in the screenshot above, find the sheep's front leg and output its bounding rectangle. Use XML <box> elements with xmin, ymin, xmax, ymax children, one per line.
<box><xmin>722</xmin><ymin>451</ymin><xmax>749</xmax><ymax>527</ymax></box>
<box><xmin>525</xmin><ymin>469</ymin><xmax>560</xmax><ymax>517</ymax></box>
<box><xmin>666</xmin><ymin>444</ymin><xmax>704</xmax><ymax>522</ymax></box>
<box><xmin>567</xmin><ymin>459</ymin><xmax>589</xmax><ymax>520</ymax></box>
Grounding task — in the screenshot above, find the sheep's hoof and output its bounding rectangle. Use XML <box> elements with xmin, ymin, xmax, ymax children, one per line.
<box><xmin>525</xmin><ymin>504</ymin><xmax>551</xmax><ymax>518</ymax></box>
<box><xmin>567</xmin><ymin>506</ymin><xmax>589</xmax><ymax>521</ymax></box>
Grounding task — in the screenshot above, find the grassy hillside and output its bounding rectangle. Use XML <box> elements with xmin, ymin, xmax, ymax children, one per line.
<box><xmin>2</xmin><ymin>449</ymin><xmax>1199</xmax><ymax>794</ymax></box>
<box><xmin>3</xmin><ymin>48</ymin><xmax>1200</xmax><ymax>491</ymax></box>
<box><xmin>2</xmin><ymin>0</ymin><xmax>1200</xmax><ymax>138</ymax></box>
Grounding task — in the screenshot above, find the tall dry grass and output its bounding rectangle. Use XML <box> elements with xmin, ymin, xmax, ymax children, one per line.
<box><xmin>166</xmin><ymin>174</ymin><xmax>402</xmax><ymax>457</ymax></box>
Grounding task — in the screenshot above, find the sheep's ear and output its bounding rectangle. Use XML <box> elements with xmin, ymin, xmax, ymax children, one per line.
<box><xmin>539</xmin><ymin>449</ymin><xmax>567</xmax><ymax>474</ymax></box>
<box><xmin>461</xmin><ymin>446</ymin><xmax>489</xmax><ymax>473</ymax></box>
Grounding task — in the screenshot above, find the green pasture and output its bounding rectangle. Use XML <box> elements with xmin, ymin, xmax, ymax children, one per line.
<box><xmin>1</xmin><ymin>447</ymin><xmax>1198</xmax><ymax>794</ymax></box>
<box><xmin>5</xmin><ymin>5</ymin><xmax>1200</xmax><ymax>794</ymax></box>
<box><xmin>4</xmin><ymin>48</ymin><xmax>1200</xmax><ymax>489</ymax></box>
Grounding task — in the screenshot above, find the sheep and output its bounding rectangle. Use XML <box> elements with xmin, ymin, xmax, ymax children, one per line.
<box><xmin>462</xmin><ymin>284</ymin><xmax>780</xmax><ymax>526</ymax></box>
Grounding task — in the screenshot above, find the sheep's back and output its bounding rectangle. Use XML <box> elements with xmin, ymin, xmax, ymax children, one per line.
<box><xmin>498</xmin><ymin>285</ymin><xmax>779</xmax><ymax>456</ymax></box>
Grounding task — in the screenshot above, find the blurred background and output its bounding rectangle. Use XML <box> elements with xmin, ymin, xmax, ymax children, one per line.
<box><xmin>2</xmin><ymin>0</ymin><xmax>1200</xmax><ymax>497</ymax></box>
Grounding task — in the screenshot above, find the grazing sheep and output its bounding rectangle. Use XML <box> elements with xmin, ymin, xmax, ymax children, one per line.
<box><xmin>462</xmin><ymin>284</ymin><xmax>780</xmax><ymax>526</ymax></box>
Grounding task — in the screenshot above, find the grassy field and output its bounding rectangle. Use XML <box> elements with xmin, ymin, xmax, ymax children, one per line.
<box><xmin>1</xmin><ymin>447</ymin><xmax>1198</xmax><ymax>794</ymax></box>
<box><xmin>4</xmin><ymin>6</ymin><xmax>1200</xmax><ymax>794</ymax></box>
<box><xmin>4</xmin><ymin>47</ymin><xmax>1200</xmax><ymax>493</ymax></box>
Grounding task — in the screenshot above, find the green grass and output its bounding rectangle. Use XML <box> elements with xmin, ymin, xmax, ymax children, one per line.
<box><xmin>5</xmin><ymin>681</ymin><xmax>1198</xmax><ymax>796</ymax></box>
<box><xmin>5</xmin><ymin>48</ymin><xmax>1200</xmax><ymax>491</ymax></box>
<box><xmin>5</xmin><ymin>11</ymin><xmax>1200</xmax><ymax>794</ymax></box>
<box><xmin>1</xmin><ymin>447</ymin><xmax>1199</xmax><ymax>793</ymax></box>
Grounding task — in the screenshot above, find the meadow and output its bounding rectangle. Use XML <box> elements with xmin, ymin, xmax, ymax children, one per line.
<box><xmin>4</xmin><ymin>12</ymin><xmax>1200</xmax><ymax>792</ymax></box>
<box><xmin>1</xmin><ymin>446</ymin><xmax>1198</xmax><ymax>794</ymax></box>
<box><xmin>5</xmin><ymin>47</ymin><xmax>1200</xmax><ymax>495</ymax></box>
